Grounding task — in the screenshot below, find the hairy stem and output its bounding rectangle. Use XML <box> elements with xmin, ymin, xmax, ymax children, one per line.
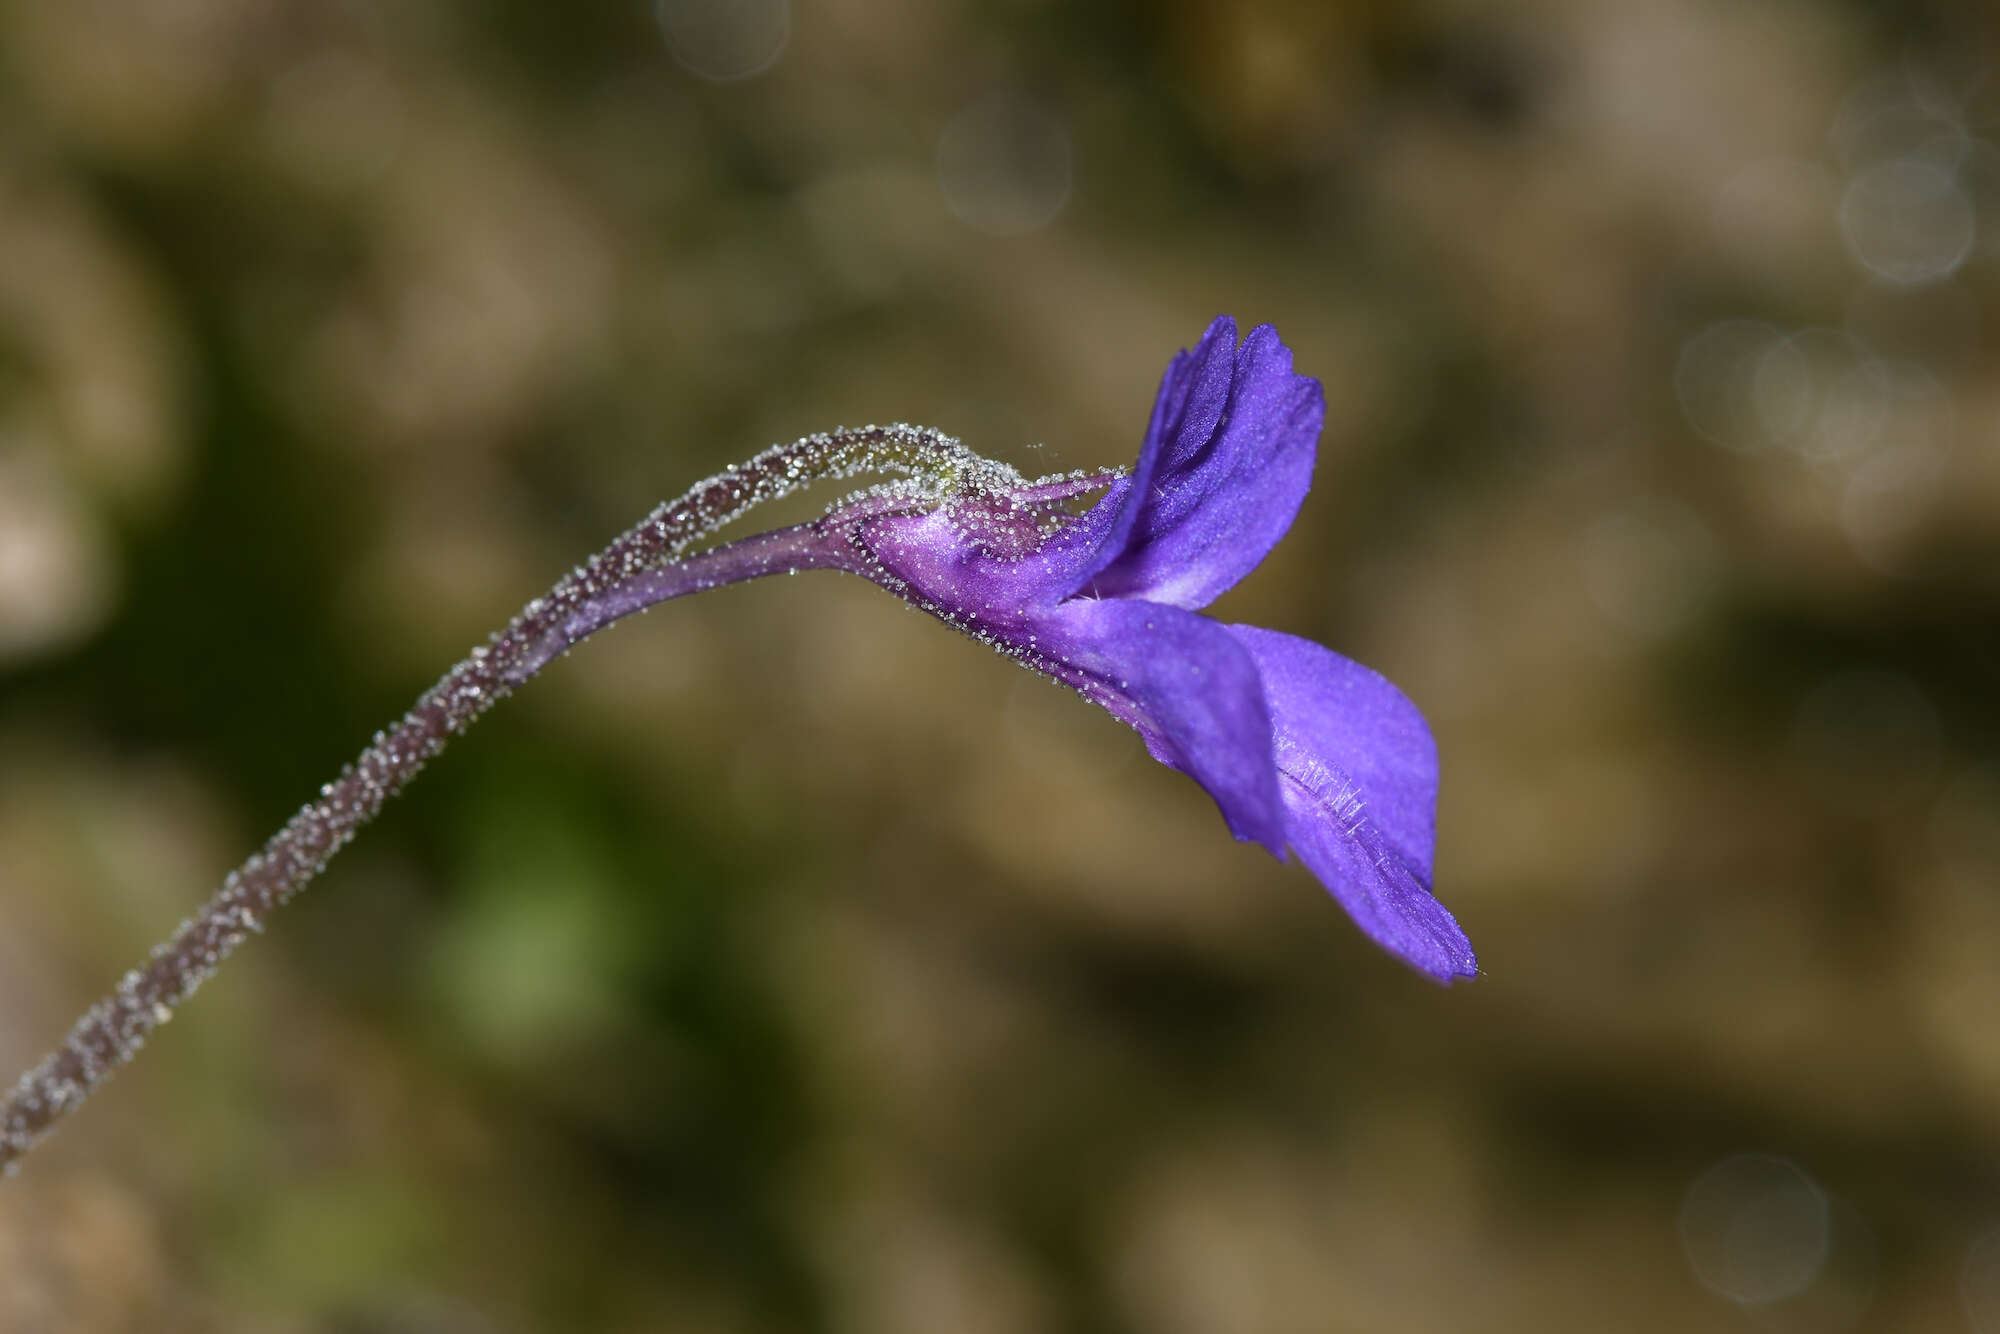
<box><xmin>0</xmin><ymin>423</ymin><xmax>966</xmax><ymax>1174</ymax></box>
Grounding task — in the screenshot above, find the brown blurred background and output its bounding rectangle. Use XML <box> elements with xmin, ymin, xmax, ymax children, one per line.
<box><xmin>2</xmin><ymin>0</ymin><xmax>1999</xmax><ymax>1329</ymax></box>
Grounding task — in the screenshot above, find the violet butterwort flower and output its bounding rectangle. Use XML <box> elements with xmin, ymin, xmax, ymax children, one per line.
<box><xmin>0</xmin><ymin>316</ymin><xmax>1469</xmax><ymax>1177</ymax></box>
<box><xmin>832</xmin><ymin>316</ymin><xmax>1475</xmax><ymax>983</ymax></box>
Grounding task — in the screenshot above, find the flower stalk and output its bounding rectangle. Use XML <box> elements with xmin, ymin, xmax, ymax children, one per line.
<box><xmin>0</xmin><ymin>422</ymin><xmax>1053</xmax><ymax>1175</ymax></box>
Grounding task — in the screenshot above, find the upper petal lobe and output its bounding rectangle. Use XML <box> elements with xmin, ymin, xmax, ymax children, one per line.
<box><xmin>1070</xmin><ymin>320</ymin><xmax>1323</xmax><ymax>610</ymax></box>
<box><xmin>1059</xmin><ymin>318</ymin><xmax>1237</xmax><ymax>595</ymax></box>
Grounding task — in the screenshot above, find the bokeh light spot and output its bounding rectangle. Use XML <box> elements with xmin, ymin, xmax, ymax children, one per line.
<box><xmin>1965</xmin><ymin>1225</ymin><xmax>2000</xmax><ymax>1333</ymax></box>
<box><xmin>1679</xmin><ymin>1154</ymin><xmax>1831</xmax><ymax>1306</ymax></box>
<box><xmin>1753</xmin><ymin>328</ymin><xmax>1890</xmax><ymax>464</ymax></box>
<box><xmin>0</xmin><ymin>450</ymin><xmax>116</xmax><ymax>663</ymax></box>
<box><xmin>1831</xmin><ymin>71</ymin><xmax>1968</xmax><ymax>174</ymax></box>
<box><xmin>654</xmin><ymin>0</ymin><xmax>789</xmax><ymax>83</ymax></box>
<box><xmin>1674</xmin><ymin>320</ymin><xmax>1785</xmax><ymax>453</ymax></box>
<box><xmin>936</xmin><ymin>93</ymin><xmax>1072</xmax><ymax>236</ymax></box>
<box><xmin>1838</xmin><ymin>158</ymin><xmax>1975</xmax><ymax>285</ymax></box>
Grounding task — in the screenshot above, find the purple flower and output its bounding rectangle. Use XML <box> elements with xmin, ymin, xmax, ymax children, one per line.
<box><xmin>833</xmin><ymin>317</ymin><xmax>1477</xmax><ymax>981</ymax></box>
<box><xmin>0</xmin><ymin>317</ymin><xmax>1474</xmax><ymax>1177</ymax></box>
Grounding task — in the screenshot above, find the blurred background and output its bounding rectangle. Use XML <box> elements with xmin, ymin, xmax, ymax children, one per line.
<box><xmin>0</xmin><ymin>0</ymin><xmax>1998</xmax><ymax>1329</ymax></box>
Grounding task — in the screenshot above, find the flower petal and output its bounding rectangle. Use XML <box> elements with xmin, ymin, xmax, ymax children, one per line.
<box><xmin>1071</xmin><ymin>321</ymin><xmax>1323</xmax><ymax>610</ymax></box>
<box><xmin>1049</xmin><ymin>598</ymin><xmax>1287</xmax><ymax>856</ymax></box>
<box><xmin>1059</xmin><ymin>317</ymin><xmax>1237</xmax><ymax>594</ymax></box>
<box><xmin>1226</xmin><ymin>625</ymin><xmax>1473</xmax><ymax>981</ymax></box>
<box><xmin>1280</xmin><ymin>769</ymin><xmax>1478</xmax><ymax>981</ymax></box>
<box><xmin>1226</xmin><ymin>625</ymin><xmax>1436</xmax><ymax>873</ymax></box>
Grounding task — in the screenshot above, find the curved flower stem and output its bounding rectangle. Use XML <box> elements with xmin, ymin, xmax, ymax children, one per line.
<box><xmin>0</xmin><ymin>424</ymin><xmax>960</xmax><ymax>1176</ymax></box>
